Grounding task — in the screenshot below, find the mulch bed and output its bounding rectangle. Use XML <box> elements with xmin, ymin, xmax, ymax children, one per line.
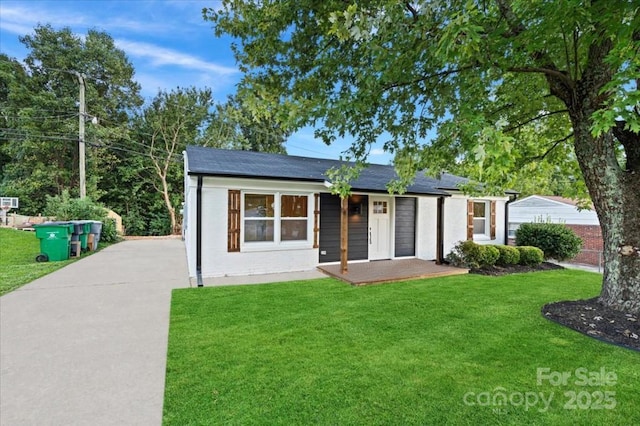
<box><xmin>469</xmin><ymin>261</ymin><xmax>565</xmax><ymax>276</ymax></box>
<box><xmin>469</xmin><ymin>262</ymin><xmax>639</xmax><ymax>351</ymax></box>
<box><xmin>543</xmin><ymin>298</ymin><xmax>639</xmax><ymax>352</ymax></box>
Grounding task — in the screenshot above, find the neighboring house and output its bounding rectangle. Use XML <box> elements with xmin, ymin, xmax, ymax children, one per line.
<box><xmin>183</xmin><ymin>146</ymin><xmax>512</xmax><ymax>284</ymax></box>
<box><xmin>508</xmin><ymin>195</ymin><xmax>602</xmax><ymax>266</ymax></box>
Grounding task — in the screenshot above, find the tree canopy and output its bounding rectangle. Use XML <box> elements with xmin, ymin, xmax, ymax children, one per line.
<box><xmin>0</xmin><ymin>25</ymin><xmax>142</xmax><ymax>212</ymax></box>
<box><xmin>205</xmin><ymin>1</ymin><xmax>639</xmax><ymax>313</ymax></box>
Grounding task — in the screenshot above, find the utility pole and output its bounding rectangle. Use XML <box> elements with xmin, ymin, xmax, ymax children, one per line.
<box><xmin>72</xmin><ymin>71</ymin><xmax>87</xmax><ymax>199</ymax></box>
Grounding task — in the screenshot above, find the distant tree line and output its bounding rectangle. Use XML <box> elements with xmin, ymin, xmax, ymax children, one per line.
<box><xmin>0</xmin><ymin>25</ymin><xmax>288</xmax><ymax>235</ymax></box>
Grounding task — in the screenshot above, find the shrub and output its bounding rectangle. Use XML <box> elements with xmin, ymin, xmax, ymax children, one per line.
<box><xmin>44</xmin><ymin>190</ymin><xmax>106</xmax><ymax>221</ymax></box>
<box><xmin>517</xmin><ymin>246</ymin><xmax>544</xmax><ymax>266</ymax></box>
<box><xmin>446</xmin><ymin>240</ymin><xmax>479</xmax><ymax>268</ymax></box>
<box><xmin>515</xmin><ymin>222</ymin><xmax>582</xmax><ymax>261</ymax></box>
<box><xmin>446</xmin><ymin>240</ymin><xmax>499</xmax><ymax>268</ymax></box>
<box><xmin>495</xmin><ymin>245</ymin><xmax>520</xmax><ymax>266</ymax></box>
<box><xmin>44</xmin><ymin>190</ymin><xmax>120</xmax><ymax>243</ymax></box>
<box><xmin>480</xmin><ymin>245</ymin><xmax>500</xmax><ymax>267</ymax></box>
<box><xmin>100</xmin><ymin>218</ymin><xmax>119</xmax><ymax>243</ymax></box>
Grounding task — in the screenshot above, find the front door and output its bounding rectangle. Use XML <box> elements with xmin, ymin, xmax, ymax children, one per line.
<box><xmin>369</xmin><ymin>197</ymin><xmax>391</xmax><ymax>260</ymax></box>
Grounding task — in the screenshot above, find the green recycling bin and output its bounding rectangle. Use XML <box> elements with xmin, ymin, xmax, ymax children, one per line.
<box><xmin>71</xmin><ymin>220</ymin><xmax>92</xmax><ymax>251</ymax></box>
<box><xmin>34</xmin><ymin>223</ymin><xmax>74</xmax><ymax>262</ymax></box>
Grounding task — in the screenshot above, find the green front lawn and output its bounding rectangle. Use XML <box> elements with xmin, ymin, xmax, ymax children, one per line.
<box><xmin>0</xmin><ymin>227</ymin><xmax>77</xmax><ymax>295</ymax></box>
<box><xmin>164</xmin><ymin>270</ymin><xmax>639</xmax><ymax>425</ymax></box>
<box><xmin>0</xmin><ymin>227</ymin><xmax>112</xmax><ymax>296</ymax></box>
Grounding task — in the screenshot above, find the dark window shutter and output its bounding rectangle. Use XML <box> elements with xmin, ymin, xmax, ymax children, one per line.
<box><xmin>313</xmin><ymin>193</ymin><xmax>320</xmax><ymax>248</ymax></box>
<box><xmin>467</xmin><ymin>200</ymin><xmax>474</xmax><ymax>240</ymax></box>
<box><xmin>228</xmin><ymin>190</ymin><xmax>241</xmax><ymax>252</ymax></box>
<box><xmin>490</xmin><ymin>201</ymin><xmax>497</xmax><ymax>240</ymax></box>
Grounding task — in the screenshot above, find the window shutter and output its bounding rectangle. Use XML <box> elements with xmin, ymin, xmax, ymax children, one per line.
<box><xmin>467</xmin><ymin>200</ymin><xmax>474</xmax><ymax>240</ymax></box>
<box><xmin>490</xmin><ymin>200</ymin><xmax>497</xmax><ymax>240</ymax></box>
<box><xmin>228</xmin><ymin>190</ymin><xmax>241</xmax><ymax>252</ymax></box>
<box><xmin>313</xmin><ymin>193</ymin><xmax>320</xmax><ymax>248</ymax></box>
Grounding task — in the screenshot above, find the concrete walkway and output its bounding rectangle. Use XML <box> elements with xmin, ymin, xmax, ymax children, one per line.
<box><xmin>0</xmin><ymin>238</ymin><xmax>189</xmax><ymax>426</ymax></box>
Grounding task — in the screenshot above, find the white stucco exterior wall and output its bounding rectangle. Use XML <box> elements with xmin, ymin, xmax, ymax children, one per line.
<box><xmin>443</xmin><ymin>195</ymin><xmax>468</xmax><ymax>255</ymax></box>
<box><xmin>416</xmin><ymin>197</ymin><xmax>438</xmax><ymax>260</ymax></box>
<box><xmin>186</xmin><ymin>176</ymin><xmax>324</xmax><ymax>279</ymax></box>
<box><xmin>184</xmin><ymin>170</ymin><xmax>510</xmax><ymax>278</ymax></box>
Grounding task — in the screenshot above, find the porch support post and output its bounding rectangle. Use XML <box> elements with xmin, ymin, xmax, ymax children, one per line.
<box><xmin>436</xmin><ymin>196</ymin><xmax>445</xmax><ymax>265</ymax></box>
<box><xmin>340</xmin><ymin>196</ymin><xmax>348</xmax><ymax>274</ymax></box>
<box><xmin>196</xmin><ymin>175</ymin><xmax>203</xmax><ymax>287</ymax></box>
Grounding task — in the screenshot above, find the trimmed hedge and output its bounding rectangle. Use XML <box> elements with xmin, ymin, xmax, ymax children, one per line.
<box><xmin>517</xmin><ymin>246</ymin><xmax>544</xmax><ymax>266</ymax></box>
<box><xmin>496</xmin><ymin>245</ymin><xmax>520</xmax><ymax>266</ymax></box>
<box><xmin>515</xmin><ymin>222</ymin><xmax>582</xmax><ymax>261</ymax></box>
<box><xmin>447</xmin><ymin>241</ymin><xmax>543</xmax><ymax>268</ymax></box>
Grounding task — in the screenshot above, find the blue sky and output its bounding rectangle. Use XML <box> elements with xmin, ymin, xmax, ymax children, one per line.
<box><xmin>0</xmin><ymin>0</ymin><xmax>393</xmax><ymax>163</ymax></box>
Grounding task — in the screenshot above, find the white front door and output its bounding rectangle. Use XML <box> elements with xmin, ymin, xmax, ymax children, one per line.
<box><xmin>369</xmin><ymin>197</ymin><xmax>391</xmax><ymax>260</ymax></box>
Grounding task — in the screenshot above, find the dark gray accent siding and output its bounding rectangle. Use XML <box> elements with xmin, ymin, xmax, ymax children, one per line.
<box><xmin>395</xmin><ymin>197</ymin><xmax>416</xmax><ymax>257</ymax></box>
<box><xmin>318</xmin><ymin>193</ymin><xmax>368</xmax><ymax>263</ymax></box>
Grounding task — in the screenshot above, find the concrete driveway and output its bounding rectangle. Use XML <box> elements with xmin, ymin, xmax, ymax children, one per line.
<box><xmin>0</xmin><ymin>238</ymin><xmax>189</xmax><ymax>426</ymax></box>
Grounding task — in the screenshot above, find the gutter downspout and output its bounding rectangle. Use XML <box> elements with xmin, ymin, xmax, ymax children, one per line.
<box><xmin>504</xmin><ymin>193</ymin><xmax>518</xmax><ymax>245</ymax></box>
<box><xmin>196</xmin><ymin>175</ymin><xmax>203</xmax><ymax>287</ymax></box>
<box><xmin>436</xmin><ymin>196</ymin><xmax>445</xmax><ymax>264</ymax></box>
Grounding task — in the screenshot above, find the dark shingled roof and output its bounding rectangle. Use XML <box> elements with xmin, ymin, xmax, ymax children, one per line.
<box><xmin>185</xmin><ymin>145</ymin><xmax>473</xmax><ymax>196</ymax></box>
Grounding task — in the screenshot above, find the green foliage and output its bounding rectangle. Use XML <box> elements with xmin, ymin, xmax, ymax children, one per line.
<box><xmin>516</xmin><ymin>246</ymin><xmax>545</xmax><ymax>266</ymax></box>
<box><xmin>205</xmin><ymin>2</ymin><xmax>637</xmax><ymax>189</ymax></box>
<box><xmin>516</xmin><ymin>223</ymin><xmax>583</xmax><ymax>261</ymax></box>
<box><xmin>100</xmin><ymin>218</ymin><xmax>118</xmax><ymax>243</ymax></box>
<box><xmin>446</xmin><ymin>240</ymin><xmax>499</xmax><ymax>269</ymax></box>
<box><xmin>203</xmin><ymin>94</ymin><xmax>288</xmax><ymax>153</ymax></box>
<box><xmin>43</xmin><ymin>190</ymin><xmax>119</xmax><ymax>243</ymax></box>
<box><xmin>44</xmin><ymin>190</ymin><xmax>106</xmax><ymax>221</ymax></box>
<box><xmin>481</xmin><ymin>245</ymin><xmax>500</xmax><ymax>268</ymax></box>
<box><xmin>0</xmin><ymin>25</ymin><xmax>142</xmax><ymax>215</ymax></box>
<box><xmin>496</xmin><ymin>245</ymin><xmax>521</xmax><ymax>266</ymax></box>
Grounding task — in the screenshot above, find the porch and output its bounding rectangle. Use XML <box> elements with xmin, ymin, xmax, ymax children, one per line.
<box><xmin>317</xmin><ymin>259</ymin><xmax>468</xmax><ymax>286</ymax></box>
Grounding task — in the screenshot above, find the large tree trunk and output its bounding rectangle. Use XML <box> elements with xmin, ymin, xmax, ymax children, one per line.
<box><xmin>545</xmin><ymin>35</ymin><xmax>640</xmax><ymax>315</ymax></box>
<box><xmin>571</xmin><ymin>114</ymin><xmax>640</xmax><ymax>315</ymax></box>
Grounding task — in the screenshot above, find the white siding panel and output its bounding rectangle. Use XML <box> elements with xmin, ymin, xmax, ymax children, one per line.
<box><xmin>510</xmin><ymin>196</ymin><xmax>599</xmax><ymax>226</ymax></box>
<box><xmin>443</xmin><ymin>196</ymin><xmax>468</xmax><ymax>255</ymax></box>
<box><xmin>416</xmin><ymin>197</ymin><xmax>438</xmax><ymax>260</ymax></box>
<box><xmin>184</xmin><ymin>175</ymin><xmax>197</xmax><ymax>278</ymax></box>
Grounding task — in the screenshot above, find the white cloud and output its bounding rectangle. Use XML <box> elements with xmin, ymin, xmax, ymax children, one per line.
<box><xmin>370</xmin><ymin>148</ymin><xmax>386</xmax><ymax>156</ymax></box>
<box><xmin>115</xmin><ymin>39</ymin><xmax>238</xmax><ymax>76</ymax></box>
<box><xmin>0</xmin><ymin>4</ymin><xmax>88</xmax><ymax>33</ymax></box>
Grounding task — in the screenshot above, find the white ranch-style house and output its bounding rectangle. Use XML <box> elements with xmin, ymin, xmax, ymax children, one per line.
<box><xmin>183</xmin><ymin>146</ymin><xmax>513</xmax><ymax>285</ymax></box>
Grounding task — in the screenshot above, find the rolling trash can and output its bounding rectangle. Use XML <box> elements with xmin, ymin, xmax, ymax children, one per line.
<box><xmin>34</xmin><ymin>223</ymin><xmax>74</xmax><ymax>262</ymax></box>
<box><xmin>70</xmin><ymin>220</ymin><xmax>92</xmax><ymax>252</ymax></box>
<box><xmin>88</xmin><ymin>220</ymin><xmax>103</xmax><ymax>250</ymax></box>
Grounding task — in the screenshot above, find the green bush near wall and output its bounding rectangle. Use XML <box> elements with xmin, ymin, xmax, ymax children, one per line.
<box><xmin>515</xmin><ymin>222</ymin><xmax>582</xmax><ymax>261</ymax></box>
<box><xmin>447</xmin><ymin>241</ymin><xmax>536</xmax><ymax>268</ymax></box>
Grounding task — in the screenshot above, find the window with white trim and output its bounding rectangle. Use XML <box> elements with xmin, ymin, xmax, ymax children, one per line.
<box><xmin>473</xmin><ymin>201</ymin><xmax>488</xmax><ymax>235</ymax></box>
<box><xmin>242</xmin><ymin>192</ymin><xmax>310</xmax><ymax>245</ymax></box>
<box><xmin>244</xmin><ymin>194</ymin><xmax>275</xmax><ymax>242</ymax></box>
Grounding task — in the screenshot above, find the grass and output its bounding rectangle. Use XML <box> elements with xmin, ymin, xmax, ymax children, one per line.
<box><xmin>0</xmin><ymin>227</ymin><xmax>109</xmax><ymax>296</ymax></box>
<box><xmin>164</xmin><ymin>270</ymin><xmax>639</xmax><ymax>425</ymax></box>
